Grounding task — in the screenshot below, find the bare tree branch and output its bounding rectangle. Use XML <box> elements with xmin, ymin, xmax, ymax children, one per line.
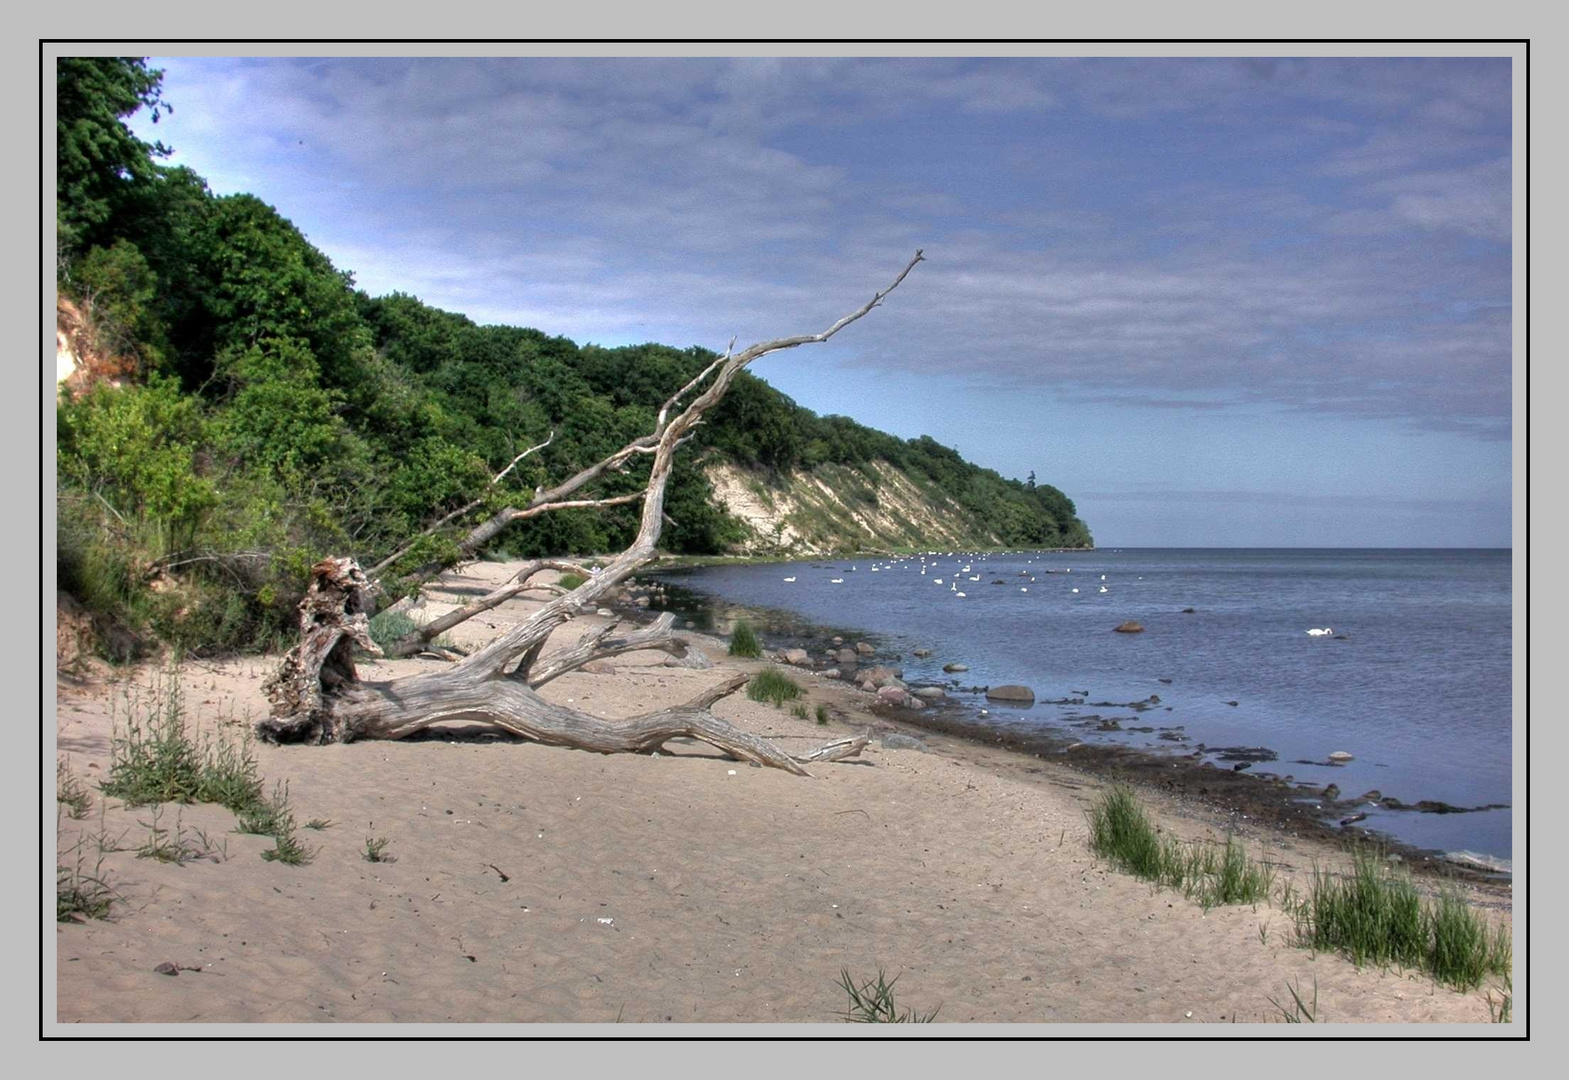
<box><xmin>262</xmin><ymin>253</ymin><xmax>925</xmax><ymax>776</ymax></box>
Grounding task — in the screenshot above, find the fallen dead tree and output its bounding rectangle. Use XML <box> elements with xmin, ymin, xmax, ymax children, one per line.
<box><xmin>256</xmin><ymin>252</ymin><xmax>924</xmax><ymax>774</ymax></box>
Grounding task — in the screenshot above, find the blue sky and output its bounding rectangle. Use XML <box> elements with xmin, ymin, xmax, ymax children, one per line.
<box><xmin>128</xmin><ymin>55</ymin><xmax>1514</xmax><ymax>547</ymax></box>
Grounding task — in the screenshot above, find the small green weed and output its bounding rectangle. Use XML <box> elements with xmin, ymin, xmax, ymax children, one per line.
<box><xmin>362</xmin><ymin>836</ymin><xmax>396</xmax><ymax>863</ymax></box>
<box><xmin>837</xmin><ymin>969</ymin><xmax>939</xmax><ymax>1023</ymax></box>
<box><xmin>134</xmin><ymin>806</ymin><xmax>225</xmax><ymax>865</ymax></box>
<box><xmin>57</xmin><ymin>760</ymin><xmax>93</xmax><ymax>819</ymax></box>
<box><xmin>816</xmin><ymin>704</ymin><xmax>830</xmax><ymax>725</ymax></box>
<box><xmin>1267</xmin><ymin>978</ymin><xmax>1319</xmax><ymax>1023</ymax></box>
<box><xmin>747</xmin><ymin>668</ymin><xmax>802</xmax><ymax>707</ymax></box>
<box><xmin>57</xmin><ymin>813</ymin><xmax>117</xmax><ymax>923</ymax></box>
<box><xmin>234</xmin><ymin>780</ymin><xmax>294</xmax><ymax>836</ymax></box>
<box><xmin>304</xmin><ymin>818</ymin><xmax>335</xmax><ymax>830</ymax></box>
<box><xmin>557</xmin><ymin>572</ymin><xmax>588</xmax><ymax>591</ymax></box>
<box><xmin>790</xmin><ymin>703</ymin><xmax>810</xmax><ymax>721</ymax></box>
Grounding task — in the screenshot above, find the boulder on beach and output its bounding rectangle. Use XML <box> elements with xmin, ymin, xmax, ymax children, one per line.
<box><xmin>836</xmin><ymin>648</ymin><xmax>859</xmax><ymax>665</ymax></box>
<box><xmin>855</xmin><ymin>642</ymin><xmax>875</xmax><ymax>656</ymax></box>
<box><xmin>985</xmin><ymin>684</ymin><xmax>1035</xmax><ymax>704</ymax></box>
<box><xmin>914</xmin><ymin>687</ymin><xmax>946</xmax><ymax>700</ymax></box>
<box><xmin>942</xmin><ymin>662</ymin><xmax>969</xmax><ymax>673</ymax></box>
<box><xmin>861</xmin><ymin>665</ymin><xmax>903</xmax><ymax>688</ymax></box>
<box><xmin>1113</xmin><ymin>621</ymin><xmax>1144</xmax><ymax>634</ymax></box>
<box><xmin>821</xmin><ymin>668</ymin><xmax>841</xmax><ymax>679</ymax></box>
<box><xmin>779</xmin><ymin>648</ymin><xmax>811</xmax><ymax>667</ymax></box>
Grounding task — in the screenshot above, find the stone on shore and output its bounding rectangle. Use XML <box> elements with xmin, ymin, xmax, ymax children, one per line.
<box><xmin>855</xmin><ymin>642</ymin><xmax>875</xmax><ymax>656</ymax></box>
<box><xmin>779</xmin><ymin>648</ymin><xmax>811</xmax><ymax>667</ymax></box>
<box><xmin>985</xmin><ymin>684</ymin><xmax>1035</xmax><ymax>704</ymax></box>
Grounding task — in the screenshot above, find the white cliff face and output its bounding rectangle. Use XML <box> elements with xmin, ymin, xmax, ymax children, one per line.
<box><xmin>57</xmin><ymin>326</ymin><xmax>78</xmax><ymax>385</ymax></box>
<box><xmin>703</xmin><ymin>459</ymin><xmax>1003</xmax><ymax>555</ymax></box>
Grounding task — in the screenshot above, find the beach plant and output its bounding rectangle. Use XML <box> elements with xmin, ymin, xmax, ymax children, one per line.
<box><xmin>557</xmin><ymin>572</ymin><xmax>588</xmax><ymax>591</ymax></box>
<box><xmin>234</xmin><ymin>780</ymin><xmax>295</xmax><ymax>836</ymax></box>
<box><xmin>790</xmin><ymin>702</ymin><xmax>810</xmax><ymax>721</ymax></box>
<box><xmin>747</xmin><ymin>668</ymin><xmax>802</xmax><ymax>707</ymax></box>
<box><xmin>816</xmin><ymin>703</ymin><xmax>830</xmax><ymax>726</ymax></box>
<box><xmin>362</xmin><ymin>836</ymin><xmax>395</xmax><ymax>863</ymax></box>
<box><xmin>837</xmin><ymin>968</ymin><xmax>939</xmax><ymax>1023</ymax></box>
<box><xmin>304</xmin><ymin>818</ymin><xmax>335</xmax><ymax>830</ymax></box>
<box><xmin>1267</xmin><ymin>978</ymin><xmax>1319</xmax><ymax>1023</ymax></box>
<box><xmin>367</xmin><ymin>609</ymin><xmax>420</xmax><ymax>654</ymax></box>
<box><xmin>57</xmin><ymin>808</ymin><xmax>118</xmax><ymax>923</ymax></box>
<box><xmin>134</xmin><ymin>806</ymin><xmax>225</xmax><ymax>865</ymax></box>
<box><xmin>100</xmin><ymin>675</ymin><xmax>264</xmax><ymax>812</ymax></box>
<box><xmin>728</xmin><ymin>619</ymin><xmax>762</xmax><ymax>659</ymax></box>
<box><xmin>1487</xmin><ymin>972</ymin><xmax>1513</xmax><ymax>1023</ymax></box>
<box><xmin>1086</xmin><ymin>785</ymin><xmax>1272</xmax><ymax>909</ymax></box>
<box><xmin>1289</xmin><ymin>849</ymin><xmax>1510</xmax><ymax>991</ymax></box>
<box><xmin>57</xmin><ymin>759</ymin><xmax>93</xmax><ymax>819</ymax></box>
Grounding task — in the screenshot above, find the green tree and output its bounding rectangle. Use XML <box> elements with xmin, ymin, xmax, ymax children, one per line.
<box><xmin>56</xmin><ymin>57</ymin><xmax>170</xmax><ymax>255</ymax></box>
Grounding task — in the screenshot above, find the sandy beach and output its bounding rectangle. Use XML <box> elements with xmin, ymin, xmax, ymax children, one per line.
<box><xmin>54</xmin><ymin>559</ymin><xmax>1510</xmax><ymax>1025</ymax></box>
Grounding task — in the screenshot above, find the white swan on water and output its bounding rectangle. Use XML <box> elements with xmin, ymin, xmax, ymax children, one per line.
<box><xmin>1306</xmin><ymin>627</ymin><xmax>1333</xmax><ymax>636</ymax></box>
<box><xmin>782</xmin><ymin>577</ymin><xmax>795</xmax><ymax>583</ymax></box>
<box><xmin>830</xmin><ymin>578</ymin><xmax>844</xmax><ymax>584</ymax></box>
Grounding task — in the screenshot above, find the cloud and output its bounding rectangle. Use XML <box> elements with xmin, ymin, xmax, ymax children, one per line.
<box><xmin>141</xmin><ymin>55</ymin><xmax>1512</xmax><ymax>442</ymax></box>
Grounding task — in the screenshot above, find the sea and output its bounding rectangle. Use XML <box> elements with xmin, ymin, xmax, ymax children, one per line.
<box><xmin>650</xmin><ymin>548</ymin><xmax>1515</xmax><ymax>862</ymax></box>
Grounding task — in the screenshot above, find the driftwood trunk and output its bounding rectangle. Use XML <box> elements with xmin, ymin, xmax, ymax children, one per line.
<box><xmin>257</xmin><ymin>253</ymin><xmax>924</xmax><ymax>775</ymax></box>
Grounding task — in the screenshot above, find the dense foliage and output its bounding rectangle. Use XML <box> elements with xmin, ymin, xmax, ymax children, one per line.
<box><xmin>54</xmin><ymin>59</ymin><xmax>1090</xmax><ymax>656</ymax></box>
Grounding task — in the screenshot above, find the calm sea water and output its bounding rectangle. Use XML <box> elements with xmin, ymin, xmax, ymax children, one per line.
<box><xmin>652</xmin><ymin>549</ymin><xmax>1514</xmax><ymax>860</ymax></box>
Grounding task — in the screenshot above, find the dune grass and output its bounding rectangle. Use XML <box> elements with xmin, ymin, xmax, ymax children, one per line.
<box><xmin>1291</xmin><ymin>848</ymin><xmax>1511</xmax><ymax>991</ymax></box>
<box><xmin>1086</xmin><ymin>785</ymin><xmax>1273</xmax><ymax>909</ymax></box>
<box><xmin>728</xmin><ymin>619</ymin><xmax>762</xmax><ymax>659</ymax></box>
<box><xmin>99</xmin><ymin>677</ymin><xmax>263</xmax><ymax>812</ymax></box>
<box><xmin>837</xmin><ymin>969</ymin><xmax>939</xmax><ymax>1023</ymax></box>
<box><xmin>747</xmin><ymin>668</ymin><xmax>802</xmax><ymax>707</ymax></box>
<box><xmin>57</xmin><ymin>759</ymin><xmax>93</xmax><ymax>819</ymax></box>
<box><xmin>557</xmin><ymin>572</ymin><xmax>588</xmax><ymax>591</ymax></box>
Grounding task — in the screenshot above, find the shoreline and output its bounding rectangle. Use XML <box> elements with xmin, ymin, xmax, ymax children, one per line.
<box><xmin>55</xmin><ymin>559</ymin><xmax>1510</xmax><ymax>1023</ymax></box>
<box><xmin>637</xmin><ymin>566</ymin><xmax>1513</xmax><ymax>887</ymax></box>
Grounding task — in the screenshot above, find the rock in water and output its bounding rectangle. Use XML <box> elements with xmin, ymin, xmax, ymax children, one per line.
<box><xmin>985</xmin><ymin>684</ymin><xmax>1036</xmax><ymax>704</ymax></box>
<box><xmin>855</xmin><ymin>642</ymin><xmax>875</xmax><ymax>656</ymax></box>
<box><xmin>779</xmin><ymin>648</ymin><xmax>811</xmax><ymax>667</ymax></box>
<box><xmin>912</xmin><ymin>648</ymin><xmax>933</xmax><ymax>658</ymax></box>
<box><xmin>1113</xmin><ymin>621</ymin><xmax>1144</xmax><ymax>633</ymax></box>
<box><xmin>942</xmin><ymin>662</ymin><xmax>969</xmax><ymax>673</ymax></box>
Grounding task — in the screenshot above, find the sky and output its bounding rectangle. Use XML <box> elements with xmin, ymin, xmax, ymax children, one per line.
<box><xmin>126</xmin><ymin>54</ymin><xmax>1515</xmax><ymax>547</ymax></box>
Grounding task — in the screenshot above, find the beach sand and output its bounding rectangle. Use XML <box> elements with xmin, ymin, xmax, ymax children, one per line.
<box><xmin>53</xmin><ymin>560</ymin><xmax>1508</xmax><ymax>1025</ymax></box>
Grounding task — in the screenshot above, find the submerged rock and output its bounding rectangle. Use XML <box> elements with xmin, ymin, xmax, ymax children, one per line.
<box><xmin>985</xmin><ymin>684</ymin><xmax>1036</xmax><ymax>704</ymax></box>
<box><xmin>1113</xmin><ymin>621</ymin><xmax>1144</xmax><ymax>633</ymax></box>
<box><xmin>942</xmin><ymin>662</ymin><xmax>969</xmax><ymax>673</ymax></box>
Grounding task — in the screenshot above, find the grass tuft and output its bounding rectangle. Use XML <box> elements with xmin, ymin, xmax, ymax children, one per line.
<box><xmin>838</xmin><ymin>969</ymin><xmax>939</xmax><ymax>1023</ymax></box>
<box><xmin>728</xmin><ymin>619</ymin><xmax>762</xmax><ymax>658</ymax></box>
<box><xmin>1267</xmin><ymin>978</ymin><xmax>1319</xmax><ymax>1023</ymax></box>
<box><xmin>747</xmin><ymin>668</ymin><xmax>802</xmax><ymax>707</ymax></box>
<box><xmin>557</xmin><ymin>572</ymin><xmax>588</xmax><ymax>591</ymax></box>
<box><xmin>57</xmin><ymin>759</ymin><xmax>93</xmax><ymax>819</ymax></box>
<box><xmin>362</xmin><ymin>836</ymin><xmax>396</xmax><ymax>863</ymax></box>
<box><xmin>1288</xmin><ymin>848</ymin><xmax>1510</xmax><ymax>991</ymax></box>
<box><xmin>134</xmin><ymin>805</ymin><xmax>225</xmax><ymax>865</ymax></box>
<box><xmin>1087</xmin><ymin>785</ymin><xmax>1273</xmax><ymax>909</ymax></box>
<box><xmin>816</xmin><ymin>703</ymin><xmax>830</xmax><ymax>726</ymax></box>
<box><xmin>99</xmin><ymin>676</ymin><xmax>264</xmax><ymax>812</ymax></box>
<box><xmin>57</xmin><ymin>812</ymin><xmax>118</xmax><ymax>923</ymax></box>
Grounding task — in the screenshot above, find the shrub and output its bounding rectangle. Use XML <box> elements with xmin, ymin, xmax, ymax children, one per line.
<box><xmin>747</xmin><ymin>668</ymin><xmax>802</xmax><ymax>707</ymax></box>
<box><xmin>728</xmin><ymin>619</ymin><xmax>762</xmax><ymax>658</ymax></box>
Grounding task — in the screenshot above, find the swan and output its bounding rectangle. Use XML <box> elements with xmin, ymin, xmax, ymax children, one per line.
<box><xmin>830</xmin><ymin>578</ymin><xmax>844</xmax><ymax>584</ymax></box>
<box><xmin>1099</xmin><ymin>586</ymin><xmax>1108</xmax><ymax>593</ymax></box>
<box><xmin>934</xmin><ymin>578</ymin><xmax>943</xmax><ymax>585</ymax></box>
<box><xmin>956</xmin><ymin>591</ymin><xmax>966</xmax><ymax>598</ymax></box>
<box><xmin>1020</xmin><ymin>587</ymin><xmax>1028</xmax><ymax>593</ymax></box>
<box><xmin>1071</xmin><ymin>587</ymin><xmax>1079</xmax><ymax>593</ymax></box>
<box><xmin>782</xmin><ymin>576</ymin><xmax>795</xmax><ymax>583</ymax></box>
<box><xmin>1306</xmin><ymin>627</ymin><xmax>1333</xmax><ymax>636</ymax></box>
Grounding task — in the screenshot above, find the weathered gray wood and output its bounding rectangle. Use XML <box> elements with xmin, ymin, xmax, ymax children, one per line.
<box><xmin>259</xmin><ymin>254</ymin><xmax>924</xmax><ymax>776</ymax></box>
